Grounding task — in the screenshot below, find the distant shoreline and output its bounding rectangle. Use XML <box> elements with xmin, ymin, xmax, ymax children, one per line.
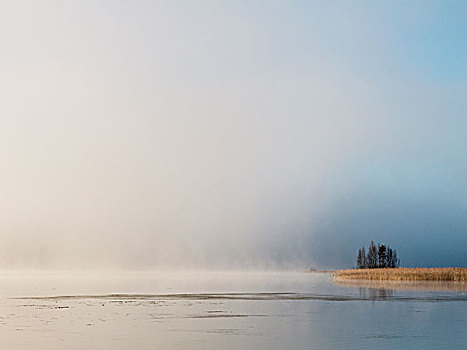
<box><xmin>306</xmin><ymin>269</ymin><xmax>335</xmax><ymax>274</ymax></box>
<box><xmin>333</xmin><ymin>268</ymin><xmax>466</xmax><ymax>281</ymax></box>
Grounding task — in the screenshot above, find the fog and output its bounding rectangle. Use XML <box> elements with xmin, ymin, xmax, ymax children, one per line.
<box><xmin>0</xmin><ymin>1</ymin><xmax>466</xmax><ymax>270</ymax></box>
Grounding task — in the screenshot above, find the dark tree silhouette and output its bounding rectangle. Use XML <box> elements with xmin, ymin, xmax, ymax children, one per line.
<box><xmin>356</xmin><ymin>242</ymin><xmax>400</xmax><ymax>269</ymax></box>
<box><xmin>357</xmin><ymin>248</ymin><xmax>365</xmax><ymax>269</ymax></box>
<box><xmin>361</xmin><ymin>246</ymin><xmax>367</xmax><ymax>269</ymax></box>
<box><xmin>367</xmin><ymin>241</ymin><xmax>378</xmax><ymax>269</ymax></box>
<box><xmin>386</xmin><ymin>247</ymin><xmax>400</xmax><ymax>268</ymax></box>
<box><xmin>378</xmin><ymin>244</ymin><xmax>387</xmax><ymax>268</ymax></box>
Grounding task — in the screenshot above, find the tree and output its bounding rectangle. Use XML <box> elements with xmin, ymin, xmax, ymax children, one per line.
<box><xmin>356</xmin><ymin>241</ymin><xmax>401</xmax><ymax>269</ymax></box>
<box><xmin>357</xmin><ymin>247</ymin><xmax>366</xmax><ymax>269</ymax></box>
<box><xmin>378</xmin><ymin>244</ymin><xmax>387</xmax><ymax>268</ymax></box>
<box><xmin>387</xmin><ymin>247</ymin><xmax>400</xmax><ymax>268</ymax></box>
<box><xmin>361</xmin><ymin>246</ymin><xmax>367</xmax><ymax>269</ymax></box>
<box><xmin>367</xmin><ymin>241</ymin><xmax>378</xmax><ymax>269</ymax></box>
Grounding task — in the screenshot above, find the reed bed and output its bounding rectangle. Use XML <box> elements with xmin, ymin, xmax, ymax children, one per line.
<box><xmin>333</xmin><ymin>268</ymin><xmax>467</xmax><ymax>281</ymax></box>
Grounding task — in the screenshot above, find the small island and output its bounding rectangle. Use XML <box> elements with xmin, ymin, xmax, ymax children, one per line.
<box><xmin>333</xmin><ymin>241</ymin><xmax>467</xmax><ymax>281</ymax></box>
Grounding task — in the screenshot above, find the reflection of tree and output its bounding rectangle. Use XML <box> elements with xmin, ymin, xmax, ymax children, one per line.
<box><xmin>335</xmin><ymin>279</ymin><xmax>467</xmax><ymax>293</ymax></box>
<box><xmin>358</xmin><ymin>287</ymin><xmax>395</xmax><ymax>300</ymax></box>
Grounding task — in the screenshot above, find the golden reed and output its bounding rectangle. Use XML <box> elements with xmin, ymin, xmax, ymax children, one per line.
<box><xmin>333</xmin><ymin>268</ymin><xmax>466</xmax><ymax>281</ymax></box>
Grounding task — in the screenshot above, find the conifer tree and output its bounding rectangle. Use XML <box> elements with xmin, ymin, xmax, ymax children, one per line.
<box><xmin>357</xmin><ymin>248</ymin><xmax>366</xmax><ymax>269</ymax></box>
<box><xmin>387</xmin><ymin>248</ymin><xmax>400</xmax><ymax>268</ymax></box>
<box><xmin>378</xmin><ymin>244</ymin><xmax>387</xmax><ymax>268</ymax></box>
<box><xmin>367</xmin><ymin>241</ymin><xmax>378</xmax><ymax>269</ymax></box>
<box><xmin>361</xmin><ymin>246</ymin><xmax>367</xmax><ymax>268</ymax></box>
<box><xmin>355</xmin><ymin>242</ymin><xmax>400</xmax><ymax>269</ymax></box>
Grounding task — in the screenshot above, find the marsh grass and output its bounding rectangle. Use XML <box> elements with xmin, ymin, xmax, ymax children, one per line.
<box><xmin>333</xmin><ymin>268</ymin><xmax>466</xmax><ymax>281</ymax></box>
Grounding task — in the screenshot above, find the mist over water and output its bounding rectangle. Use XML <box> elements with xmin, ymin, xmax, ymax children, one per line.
<box><xmin>1</xmin><ymin>1</ymin><xmax>466</xmax><ymax>270</ymax></box>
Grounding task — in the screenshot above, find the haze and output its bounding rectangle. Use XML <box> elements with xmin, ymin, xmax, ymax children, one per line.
<box><xmin>0</xmin><ymin>1</ymin><xmax>466</xmax><ymax>270</ymax></box>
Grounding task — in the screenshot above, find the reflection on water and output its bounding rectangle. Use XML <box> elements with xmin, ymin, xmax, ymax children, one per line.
<box><xmin>334</xmin><ymin>278</ymin><xmax>467</xmax><ymax>293</ymax></box>
<box><xmin>0</xmin><ymin>271</ymin><xmax>465</xmax><ymax>350</ymax></box>
<box><xmin>336</xmin><ymin>277</ymin><xmax>467</xmax><ymax>302</ymax></box>
<box><xmin>357</xmin><ymin>287</ymin><xmax>395</xmax><ymax>300</ymax></box>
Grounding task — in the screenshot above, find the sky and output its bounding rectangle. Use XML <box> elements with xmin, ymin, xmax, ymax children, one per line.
<box><xmin>0</xmin><ymin>1</ymin><xmax>466</xmax><ymax>270</ymax></box>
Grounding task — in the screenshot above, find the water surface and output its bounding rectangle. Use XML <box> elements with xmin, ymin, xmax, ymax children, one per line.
<box><xmin>0</xmin><ymin>271</ymin><xmax>465</xmax><ymax>349</ymax></box>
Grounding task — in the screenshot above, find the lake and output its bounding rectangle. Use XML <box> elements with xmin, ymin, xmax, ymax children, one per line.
<box><xmin>0</xmin><ymin>271</ymin><xmax>466</xmax><ymax>349</ymax></box>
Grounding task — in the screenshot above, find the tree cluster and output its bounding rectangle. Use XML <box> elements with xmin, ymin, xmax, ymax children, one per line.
<box><xmin>356</xmin><ymin>241</ymin><xmax>399</xmax><ymax>269</ymax></box>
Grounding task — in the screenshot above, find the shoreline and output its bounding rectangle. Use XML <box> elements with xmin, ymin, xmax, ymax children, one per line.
<box><xmin>333</xmin><ymin>267</ymin><xmax>466</xmax><ymax>281</ymax></box>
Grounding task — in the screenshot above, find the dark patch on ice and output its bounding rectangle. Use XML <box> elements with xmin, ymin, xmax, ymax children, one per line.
<box><xmin>12</xmin><ymin>292</ymin><xmax>467</xmax><ymax>302</ymax></box>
